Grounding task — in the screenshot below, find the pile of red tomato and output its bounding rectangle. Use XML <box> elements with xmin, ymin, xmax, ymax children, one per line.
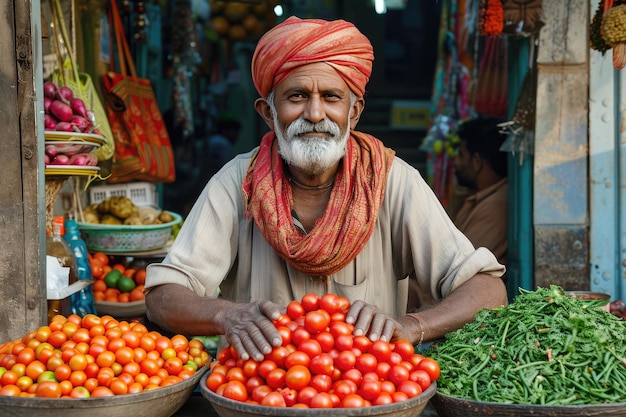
<box><xmin>206</xmin><ymin>293</ymin><xmax>440</xmax><ymax>408</ymax></box>
<box><xmin>0</xmin><ymin>314</ymin><xmax>210</xmax><ymax>398</ymax></box>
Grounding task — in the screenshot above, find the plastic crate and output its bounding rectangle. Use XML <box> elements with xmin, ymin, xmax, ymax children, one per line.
<box><xmin>89</xmin><ymin>182</ymin><xmax>158</xmax><ymax>208</ymax></box>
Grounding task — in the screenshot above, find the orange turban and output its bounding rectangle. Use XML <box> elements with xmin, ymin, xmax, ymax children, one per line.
<box><xmin>251</xmin><ymin>16</ymin><xmax>374</xmax><ymax>98</ymax></box>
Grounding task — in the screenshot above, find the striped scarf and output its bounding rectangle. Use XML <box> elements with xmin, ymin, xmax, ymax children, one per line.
<box><xmin>242</xmin><ymin>131</ymin><xmax>395</xmax><ymax>276</ymax></box>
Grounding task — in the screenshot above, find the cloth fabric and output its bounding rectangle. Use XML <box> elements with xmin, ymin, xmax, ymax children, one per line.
<box><xmin>145</xmin><ymin>148</ymin><xmax>505</xmax><ymax>318</ymax></box>
<box><xmin>242</xmin><ymin>131</ymin><xmax>395</xmax><ymax>277</ymax></box>
<box><xmin>453</xmin><ymin>178</ymin><xmax>508</xmax><ymax>266</ymax></box>
<box><xmin>251</xmin><ymin>16</ymin><xmax>374</xmax><ymax>98</ymax></box>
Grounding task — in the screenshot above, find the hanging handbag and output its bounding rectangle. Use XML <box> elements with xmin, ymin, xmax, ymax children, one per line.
<box><xmin>103</xmin><ymin>0</ymin><xmax>175</xmax><ymax>184</ymax></box>
<box><xmin>48</xmin><ymin>0</ymin><xmax>115</xmax><ymax>163</ymax></box>
<box><xmin>501</xmin><ymin>0</ymin><xmax>545</xmax><ymax>37</ymax></box>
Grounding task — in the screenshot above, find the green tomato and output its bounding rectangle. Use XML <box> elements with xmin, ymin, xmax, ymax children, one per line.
<box><xmin>37</xmin><ymin>370</ymin><xmax>57</xmax><ymax>383</ymax></box>
<box><xmin>184</xmin><ymin>360</ymin><xmax>198</xmax><ymax>371</ymax></box>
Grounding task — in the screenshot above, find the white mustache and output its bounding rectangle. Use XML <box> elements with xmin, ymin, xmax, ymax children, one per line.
<box><xmin>286</xmin><ymin>118</ymin><xmax>342</xmax><ymax>139</ymax></box>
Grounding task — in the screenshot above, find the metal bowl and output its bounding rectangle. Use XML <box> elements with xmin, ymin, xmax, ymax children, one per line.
<box><xmin>431</xmin><ymin>392</ymin><xmax>626</xmax><ymax>417</ymax></box>
<box><xmin>95</xmin><ymin>299</ymin><xmax>147</xmax><ymax>319</ymax></box>
<box><xmin>200</xmin><ymin>371</ymin><xmax>437</xmax><ymax>417</ymax></box>
<box><xmin>0</xmin><ymin>366</ymin><xmax>207</xmax><ymax>417</ymax></box>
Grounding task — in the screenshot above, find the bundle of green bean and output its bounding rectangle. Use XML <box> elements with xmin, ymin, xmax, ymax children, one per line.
<box><xmin>427</xmin><ymin>285</ymin><xmax>626</xmax><ymax>405</ymax></box>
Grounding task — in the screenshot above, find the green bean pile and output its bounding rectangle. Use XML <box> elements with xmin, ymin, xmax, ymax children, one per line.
<box><xmin>427</xmin><ymin>285</ymin><xmax>626</xmax><ymax>405</ymax></box>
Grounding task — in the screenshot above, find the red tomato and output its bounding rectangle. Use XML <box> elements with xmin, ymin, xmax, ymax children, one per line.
<box><xmin>285</xmin><ymin>365</ymin><xmax>311</xmax><ymax>391</ymax></box>
<box><xmin>265</xmin><ymin>368</ymin><xmax>286</xmax><ymax>389</ymax></box>
<box><xmin>319</xmin><ymin>294</ymin><xmax>341</xmax><ymax>315</ymax></box>
<box><xmin>388</xmin><ymin>364</ymin><xmax>411</xmax><ymax>385</ymax></box>
<box><xmin>267</xmin><ymin>346</ymin><xmax>289</xmax><ymax>368</ymax></box>
<box><xmin>393</xmin><ymin>340</ymin><xmax>415</xmax><ymax>361</ymax></box>
<box><xmin>353</xmin><ymin>336</ymin><xmax>372</xmax><ymax>353</ymax></box>
<box><xmin>314</xmin><ymin>331</ymin><xmax>334</xmax><ymax>352</ymax></box>
<box><xmin>374</xmin><ymin>392</ymin><xmax>394</xmax><ymax>405</ymax></box>
<box><xmin>226</xmin><ymin>367</ymin><xmax>246</xmax><ymax>383</ymax></box>
<box><xmin>356</xmin><ymin>353</ymin><xmax>378</xmax><ymax>374</ymax></box>
<box><xmin>291</xmin><ymin>327</ymin><xmax>311</xmax><ymax>347</ymax></box>
<box><xmin>286</xmin><ymin>301</ymin><xmax>305</xmax><ymax>320</ymax></box>
<box><xmin>276</xmin><ymin>387</ymin><xmax>295</xmax><ymax>406</ymax></box>
<box><xmin>206</xmin><ymin>372</ymin><xmax>226</xmax><ymax>392</ymax></box>
<box><xmin>245</xmin><ymin>376</ymin><xmax>264</xmax><ymax>394</ymax></box>
<box><xmin>304</xmin><ymin>310</ymin><xmax>330</xmax><ymax>334</ymax></box>
<box><xmin>284</xmin><ymin>350</ymin><xmax>310</xmax><ymax>368</ymax></box>
<box><xmin>257</xmin><ymin>360</ymin><xmax>277</xmax><ymax>379</ymax></box>
<box><xmin>409</xmin><ymin>369</ymin><xmax>431</xmax><ymax>392</ymax></box>
<box><xmin>36</xmin><ymin>381</ymin><xmax>62</xmax><ymax>398</ymax></box>
<box><xmin>342</xmin><ymin>393</ymin><xmax>367</xmax><ymax>408</ymax></box>
<box><xmin>391</xmin><ymin>391</ymin><xmax>409</xmax><ymax>402</ymax></box>
<box><xmin>298</xmin><ymin>339</ymin><xmax>322</xmax><ymax>359</ymax></box>
<box><xmin>359</xmin><ymin>378</ymin><xmax>382</xmax><ymax>401</ymax></box>
<box><xmin>309</xmin><ymin>392</ymin><xmax>333</xmax><ymax>408</ymax></box>
<box><xmin>251</xmin><ymin>384</ymin><xmax>273</xmax><ymax>402</ymax></box>
<box><xmin>370</xmin><ymin>340</ymin><xmax>392</xmax><ymax>362</ymax></box>
<box><xmin>222</xmin><ymin>380</ymin><xmax>248</xmax><ymax>402</ymax></box>
<box><xmin>301</xmin><ymin>294</ymin><xmax>320</xmax><ymax>312</ymax></box>
<box><xmin>309</xmin><ymin>353</ymin><xmax>334</xmax><ymax>376</ymax></box>
<box><xmin>276</xmin><ymin>326</ymin><xmax>292</xmax><ymax>346</ymax></box>
<box><xmin>342</xmin><ymin>368</ymin><xmax>363</xmax><ymax>386</ymax></box>
<box><xmin>297</xmin><ymin>386</ymin><xmax>318</xmax><ymax>405</ymax></box>
<box><xmin>397</xmin><ymin>380</ymin><xmax>423</xmax><ymax>398</ymax></box>
<box><xmin>336</xmin><ymin>350</ymin><xmax>357</xmax><ymax>372</ymax></box>
<box><xmin>242</xmin><ymin>359</ymin><xmax>259</xmax><ymax>378</ymax></box>
<box><xmin>17</xmin><ymin>347</ymin><xmax>36</xmax><ymax>365</ymax></box>
<box><xmin>329</xmin><ymin>321</ymin><xmax>354</xmax><ymax>338</ymax></box>
<box><xmin>92</xmin><ymin>386</ymin><xmax>115</xmax><ymax>397</ymax></box>
<box><xmin>310</xmin><ymin>374</ymin><xmax>332</xmax><ymax>392</ymax></box>
<box><xmin>261</xmin><ymin>391</ymin><xmax>286</xmax><ymax>407</ymax></box>
<box><xmin>376</xmin><ymin>361</ymin><xmax>392</xmax><ymax>380</ymax></box>
<box><xmin>415</xmin><ymin>357</ymin><xmax>440</xmax><ymax>381</ymax></box>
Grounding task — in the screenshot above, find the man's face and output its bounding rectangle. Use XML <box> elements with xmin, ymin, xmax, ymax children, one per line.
<box><xmin>454</xmin><ymin>140</ymin><xmax>477</xmax><ymax>188</ymax></box>
<box><xmin>268</xmin><ymin>63</ymin><xmax>357</xmax><ymax>176</ymax></box>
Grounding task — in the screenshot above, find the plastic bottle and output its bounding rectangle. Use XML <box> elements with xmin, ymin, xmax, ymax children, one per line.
<box><xmin>46</xmin><ymin>216</ymin><xmax>78</xmax><ymax>322</ymax></box>
<box><xmin>64</xmin><ymin>215</ymin><xmax>97</xmax><ymax>317</ymax></box>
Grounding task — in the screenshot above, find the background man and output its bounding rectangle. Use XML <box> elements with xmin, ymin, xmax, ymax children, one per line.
<box><xmin>453</xmin><ymin>117</ymin><xmax>508</xmax><ymax>267</ymax></box>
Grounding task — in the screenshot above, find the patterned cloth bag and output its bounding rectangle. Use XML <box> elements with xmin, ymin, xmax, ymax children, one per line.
<box><xmin>103</xmin><ymin>0</ymin><xmax>175</xmax><ymax>184</ymax></box>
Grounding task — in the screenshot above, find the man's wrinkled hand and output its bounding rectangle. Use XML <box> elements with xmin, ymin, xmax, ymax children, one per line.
<box><xmin>345</xmin><ymin>300</ymin><xmax>402</xmax><ymax>342</ymax></box>
<box><xmin>221</xmin><ymin>300</ymin><xmax>283</xmax><ymax>361</ymax></box>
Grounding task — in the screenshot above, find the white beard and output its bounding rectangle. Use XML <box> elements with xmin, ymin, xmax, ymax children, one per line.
<box><xmin>273</xmin><ymin>112</ymin><xmax>350</xmax><ymax>176</ymax></box>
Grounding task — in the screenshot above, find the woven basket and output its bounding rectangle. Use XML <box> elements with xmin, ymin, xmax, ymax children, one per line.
<box><xmin>77</xmin><ymin>212</ymin><xmax>182</xmax><ymax>252</ymax></box>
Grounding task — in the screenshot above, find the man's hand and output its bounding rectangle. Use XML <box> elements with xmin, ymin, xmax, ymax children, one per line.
<box><xmin>345</xmin><ymin>300</ymin><xmax>401</xmax><ymax>342</ymax></box>
<box><xmin>220</xmin><ymin>300</ymin><xmax>284</xmax><ymax>361</ymax></box>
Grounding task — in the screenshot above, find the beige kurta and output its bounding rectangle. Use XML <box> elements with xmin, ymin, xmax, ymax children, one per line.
<box><xmin>145</xmin><ymin>149</ymin><xmax>505</xmax><ymax>317</ymax></box>
<box><xmin>454</xmin><ymin>178</ymin><xmax>508</xmax><ymax>267</ymax></box>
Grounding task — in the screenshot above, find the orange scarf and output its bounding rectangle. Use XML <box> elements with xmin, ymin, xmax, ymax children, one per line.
<box><xmin>242</xmin><ymin>131</ymin><xmax>395</xmax><ymax>276</ymax></box>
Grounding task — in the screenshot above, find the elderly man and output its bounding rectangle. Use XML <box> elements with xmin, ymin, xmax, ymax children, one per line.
<box><xmin>145</xmin><ymin>16</ymin><xmax>507</xmax><ymax>362</ymax></box>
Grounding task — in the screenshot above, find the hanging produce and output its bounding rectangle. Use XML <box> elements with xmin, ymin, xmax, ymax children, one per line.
<box><xmin>209</xmin><ymin>0</ymin><xmax>277</xmax><ymax>42</ymax></box>
<box><xmin>602</xmin><ymin>4</ymin><xmax>626</xmax><ymax>69</ymax></box>
<box><xmin>590</xmin><ymin>0</ymin><xmax>626</xmax><ymax>70</ymax></box>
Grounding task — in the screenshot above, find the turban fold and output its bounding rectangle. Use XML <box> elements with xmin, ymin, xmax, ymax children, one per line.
<box><xmin>251</xmin><ymin>16</ymin><xmax>374</xmax><ymax>98</ymax></box>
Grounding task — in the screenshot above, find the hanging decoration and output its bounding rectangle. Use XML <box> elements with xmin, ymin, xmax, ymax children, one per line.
<box><xmin>478</xmin><ymin>0</ymin><xmax>503</xmax><ymax>36</ymax></box>
<box><xmin>170</xmin><ymin>0</ymin><xmax>202</xmax><ymax>139</ymax></box>
<box><xmin>499</xmin><ymin>53</ymin><xmax>538</xmax><ymax>165</ymax></box>
<box><xmin>473</xmin><ymin>35</ymin><xmax>508</xmax><ymax>119</ymax></box>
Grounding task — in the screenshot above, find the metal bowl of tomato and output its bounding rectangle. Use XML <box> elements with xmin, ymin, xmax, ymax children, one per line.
<box><xmin>199</xmin><ymin>370</ymin><xmax>437</xmax><ymax>417</ymax></box>
<box><xmin>0</xmin><ymin>365</ymin><xmax>207</xmax><ymax>417</ymax></box>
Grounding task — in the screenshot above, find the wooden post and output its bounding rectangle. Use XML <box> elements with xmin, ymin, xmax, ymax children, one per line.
<box><xmin>0</xmin><ymin>0</ymin><xmax>46</xmax><ymax>343</ymax></box>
